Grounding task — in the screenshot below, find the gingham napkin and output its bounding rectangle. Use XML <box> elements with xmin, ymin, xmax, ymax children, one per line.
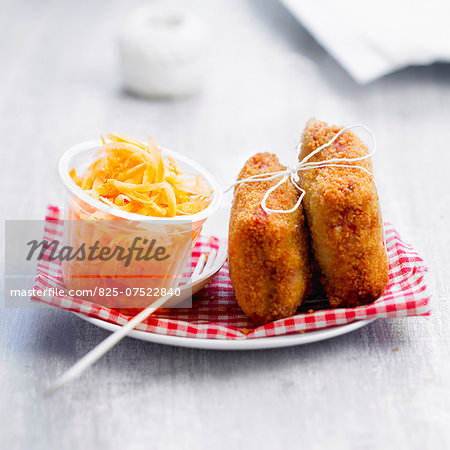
<box><xmin>31</xmin><ymin>206</ymin><xmax>430</xmax><ymax>339</ymax></box>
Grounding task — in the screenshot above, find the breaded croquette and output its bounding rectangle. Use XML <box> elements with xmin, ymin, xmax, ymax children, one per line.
<box><xmin>228</xmin><ymin>153</ymin><xmax>311</xmax><ymax>324</ymax></box>
<box><xmin>298</xmin><ymin>119</ymin><xmax>389</xmax><ymax>308</ymax></box>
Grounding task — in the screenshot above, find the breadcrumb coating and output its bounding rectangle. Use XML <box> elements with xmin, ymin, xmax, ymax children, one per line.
<box><xmin>299</xmin><ymin>119</ymin><xmax>389</xmax><ymax>307</ymax></box>
<box><xmin>228</xmin><ymin>153</ymin><xmax>311</xmax><ymax>324</ymax></box>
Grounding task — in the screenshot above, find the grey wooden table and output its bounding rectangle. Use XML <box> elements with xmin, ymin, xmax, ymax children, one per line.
<box><xmin>1</xmin><ymin>0</ymin><xmax>449</xmax><ymax>449</ymax></box>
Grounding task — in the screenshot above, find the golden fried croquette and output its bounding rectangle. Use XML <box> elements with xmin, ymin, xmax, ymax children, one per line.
<box><xmin>298</xmin><ymin>119</ymin><xmax>389</xmax><ymax>308</ymax></box>
<box><xmin>228</xmin><ymin>153</ymin><xmax>311</xmax><ymax>325</ymax></box>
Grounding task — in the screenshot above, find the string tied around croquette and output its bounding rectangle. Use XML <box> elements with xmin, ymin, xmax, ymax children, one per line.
<box><xmin>224</xmin><ymin>124</ymin><xmax>376</xmax><ymax>214</ymax></box>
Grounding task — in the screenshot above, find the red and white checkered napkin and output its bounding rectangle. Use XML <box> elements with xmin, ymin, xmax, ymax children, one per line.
<box><xmin>32</xmin><ymin>206</ymin><xmax>430</xmax><ymax>340</ymax></box>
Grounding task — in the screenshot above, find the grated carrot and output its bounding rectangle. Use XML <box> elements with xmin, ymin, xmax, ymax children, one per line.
<box><xmin>70</xmin><ymin>134</ymin><xmax>213</xmax><ymax>217</ymax></box>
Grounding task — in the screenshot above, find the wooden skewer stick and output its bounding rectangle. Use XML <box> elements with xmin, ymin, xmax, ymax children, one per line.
<box><xmin>45</xmin><ymin>292</ymin><xmax>173</xmax><ymax>396</ymax></box>
<box><xmin>44</xmin><ymin>246</ymin><xmax>220</xmax><ymax>395</ymax></box>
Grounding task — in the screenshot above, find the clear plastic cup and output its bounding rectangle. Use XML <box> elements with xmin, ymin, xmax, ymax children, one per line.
<box><xmin>58</xmin><ymin>139</ymin><xmax>222</xmax><ymax>310</ymax></box>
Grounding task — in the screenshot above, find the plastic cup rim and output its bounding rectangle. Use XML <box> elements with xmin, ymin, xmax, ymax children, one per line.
<box><xmin>58</xmin><ymin>139</ymin><xmax>223</xmax><ymax>224</ymax></box>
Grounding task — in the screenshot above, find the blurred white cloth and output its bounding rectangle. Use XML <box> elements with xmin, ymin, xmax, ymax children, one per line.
<box><xmin>281</xmin><ymin>0</ymin><xmax>450</xmax><ymax>83</ymax></box>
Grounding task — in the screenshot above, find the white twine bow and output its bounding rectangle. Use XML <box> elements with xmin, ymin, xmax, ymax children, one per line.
<box><xmin>225</xmin><ymin>124</ymin><xmax>376</xmax><ymax>214</ymax></box>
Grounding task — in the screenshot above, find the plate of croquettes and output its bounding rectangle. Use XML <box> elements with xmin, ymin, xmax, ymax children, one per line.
<box><xmin>74</xmin><ymin>119</ymin><xmax>392</xmax><ymax>349</ymax></box>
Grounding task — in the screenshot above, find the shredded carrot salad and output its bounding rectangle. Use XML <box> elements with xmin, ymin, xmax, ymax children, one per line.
<box><xmin>70</xmin><ymin>134</ymin><xmax>213</xmax><ymax>217</ymax></box>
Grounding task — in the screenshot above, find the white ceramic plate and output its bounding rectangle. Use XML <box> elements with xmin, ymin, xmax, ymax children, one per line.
<box><xmin>73</xmin><ymin>313</ymin><xmax>375</xmax><ymax>350</ymax></box>
<box><xmin>71</xmin><ymin>204</ymin><xmax>376</xmax><ymax>350</ymax></box>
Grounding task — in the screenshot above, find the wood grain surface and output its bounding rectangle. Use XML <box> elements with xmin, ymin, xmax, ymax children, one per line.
<box><xmin>1</xmin><ymin>0</ymin><xmax>449</xmax><ymax>449</ymax></box>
